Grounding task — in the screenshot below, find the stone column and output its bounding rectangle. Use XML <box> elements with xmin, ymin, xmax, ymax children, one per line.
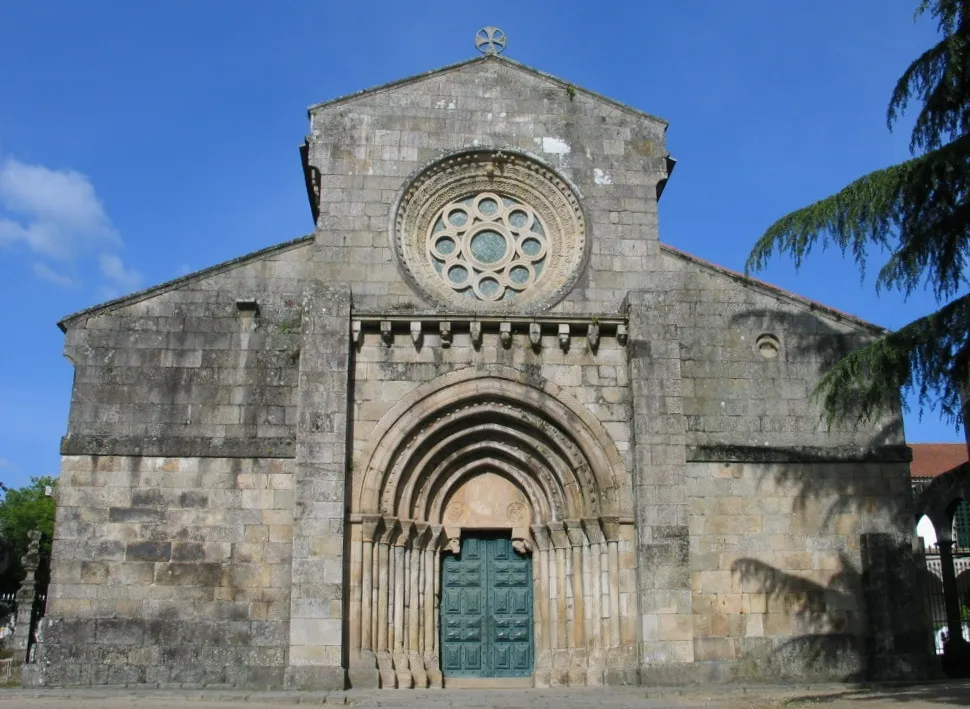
<box><xmin>427</xmin><ymin>527</ymin><xmax>446</xmax><ymax>688</ymax></box>
<box><xmin>376</xmin><ymin>518</ymin><xmax>397</xmax><ymax>688</ymax></box>
<box><xmin>409</xmin><ymin>524</ymin><xmax>429</xmax><ymax>687</ymax></box>
<box><xmin>531</xmin><ymin>524</ymin><xmax>552</xmax><ymax>687</ymax></box>
<box><xmin>393</xmin><ymin>522</ymin><xmax>412</xmax><ymax>688</ymax></box>
<box><xmin>565</xmin><ymin>520</ymin><xmax>587</xmax><ymax>685</ymax></box>
<box><xmin>10</xmin><ymin>531</ymin><xmax>41</xmax><ymax>662</ymax></box>
<box><xmin>285</xmin><ymin>282</ymin><xmax>351</xmax><ymax>690</ymax></box>
<box><xmin>349</xmin><ymin>515</ymin><xmax>380</xmax><ymax>688</ymax></box>
<box><xmin>548</xmin><ymin>522</ymin><xmax>569</xmax><ymax>686</ymax></box>
<box><xmin>583</xmin><ymin>518</ymin><xmax>605</xmax><ymax>685</ymax></box>
<box><xmin>627</xmin><ymin>290</ymin><xmax>693</xmax><ymax>677</ymax></box>
<box><xmin>601</xmin><ymin>517</ymin><xmax>621</xmax><ymax>650</ymax></box>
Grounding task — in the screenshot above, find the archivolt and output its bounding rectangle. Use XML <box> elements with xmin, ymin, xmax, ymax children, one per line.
<box><xmin>354</xmin><ymin>364</ymin><xmax>630</xmax><ymax>522</ymax></box>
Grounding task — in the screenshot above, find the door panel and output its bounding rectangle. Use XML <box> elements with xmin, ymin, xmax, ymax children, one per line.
<box><xmin>440</xmin><ymin>533</ymin><xmax>533</xmax><ymax>678</ymax></box>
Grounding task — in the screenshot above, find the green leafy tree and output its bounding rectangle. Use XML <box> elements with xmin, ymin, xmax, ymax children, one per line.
<box><xmin>746</xmin><ymin>0</ymin><xmax>970</xmax><ymax>429</ymax></box>
<box><xmin>0</xmin><ymin>477</ymin><xmax>56</xmax><ymax>593</ymax></box>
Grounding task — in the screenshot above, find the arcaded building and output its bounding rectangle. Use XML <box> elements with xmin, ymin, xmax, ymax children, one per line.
<box><xmin>31</xmin><ymin>42</ymin><xmax>927</xmax><ymax>689</ymax></box>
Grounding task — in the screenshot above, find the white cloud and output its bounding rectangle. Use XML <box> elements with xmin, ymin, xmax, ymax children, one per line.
<box><xmin>98</xmin><ymin>253</ymin><xmax>142</xmax><ymax>291</ymax></box>
<box><xmin>0</xmin><ymin>157</ymin><xmax>119</xmax><ymax>259</ymax></box>
<box><xmin>0</xmin><ymin>152</ymin><xmax>141</xmax><ymax>296</ymax></box>
<box><xmin>0</xmin><ymin>458</ymin><xmax>8</xmax><ymax>469</ymax></box>
<box><xmin>32</xmin><ymin>262</ymin><xmax>74</xmax><ymax>287</ymax></box>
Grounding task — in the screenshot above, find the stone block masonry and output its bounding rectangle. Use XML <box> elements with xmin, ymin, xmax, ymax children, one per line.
<box><xmin>40</xmin><ymin>455</ymin><xmax>295</xmax><ymax>688</ymax></box>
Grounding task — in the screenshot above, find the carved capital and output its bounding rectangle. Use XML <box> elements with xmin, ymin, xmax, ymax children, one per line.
<box><xmin>530</xmin><ymin>524</ymin><xmax>552</xmax><ymax>552</ymax></box>
<box><xmin>582</xmin><ymin>518</ymin><xmax>605</xmax><ymax>545</ymax></box>
<box><xmin>564</xmin><ymin>519</ymin><xmax>587</xmax><ymax>547</ymax></box>
<box><xmin>378</xmin><ymin>517</ymin><xmax>399</xmax><ymax>545</ymax></box>
<box><xmin>548</xmin><ymin>521</ymin><xmax>569</xmax><ymax>550</ymax></box>
<box><xmin>599</xmin><ymin>515</ymin><xmax>621</xmax><ymax>543</ymax></box>
<box><xmin>361</xmin><ymin>514</ymin><xmax>382</xmax><ymax>543</ymax></box>
<box><xmin>395</xmin><ymin>520</ymin><xmax>414</xmax><ymax>547</ymax></box>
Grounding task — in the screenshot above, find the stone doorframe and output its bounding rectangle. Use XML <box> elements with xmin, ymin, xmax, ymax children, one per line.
<box><xmin>346</xmin><ymin>365</ymin><xmax>639</xmax><ymax>688</ymax></box>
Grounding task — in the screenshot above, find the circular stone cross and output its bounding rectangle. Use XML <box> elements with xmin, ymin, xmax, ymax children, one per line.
<box><xmin>476</xmin><ymin>26</ymin><xmax>507</xmax><ymax>55</ymax></box>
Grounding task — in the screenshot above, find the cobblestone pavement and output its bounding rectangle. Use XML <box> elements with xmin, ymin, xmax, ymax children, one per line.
<box><xmin>0</xmin><ymin>684</ymin><xmax>969</xmax><ymax>709</ymax></box>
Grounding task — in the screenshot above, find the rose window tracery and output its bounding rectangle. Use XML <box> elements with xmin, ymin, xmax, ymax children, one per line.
<box><xmin>428</xmin><ymin>192</ymin><xmax>548</xmax><ymax>302</ymax></box>
<box><xmin>391</xmin><ymin>150</ymin><xmax>587</xmax><ymax>313</ymax></box>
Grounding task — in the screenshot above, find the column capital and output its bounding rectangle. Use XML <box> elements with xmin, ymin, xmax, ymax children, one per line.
<box><xmin>599</xmin><ymin>515</ymin><xmax>620</xmax><ymax>542</ymax></box>
<box><xmin>378</xmin><ymin>517</ymin><xmax>399</xmax><ymax>545</ymax></box>
<box><xmin>582</xmin><ymin>518</ymin><xmax>605</xmax><ymax>545</ymax></box>
<box><xmin>547</xmin><ymin>521</ymin><xmax>569</xmax><ymax>550</ymax></box>
<box><xmin>395</xmin><ymin>520</ymin><xmax>414</xmax><ymax>547</ymax></box>
<box><xmin>530</xmin><ymin>524</ymin><xmax>552</xmax><ymax>551</ymax></box>
<box><xmin>565</xmin><ymin>519</ymin><xmax>587</xmax><ymax>547</ymax></box>
<box><xmin>361</xmin><ymin>514</ymin><xmax>382</xmax><ymax>542</ymax></box>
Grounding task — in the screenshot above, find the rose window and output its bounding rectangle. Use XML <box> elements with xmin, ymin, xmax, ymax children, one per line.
<box><xmin>428</xmin><ymin>193</ymin><xmax>548</xmax><ymax>302</ymax></box>
<box><xmin>392</xmin><ymin>150</ymin><xmax>587</xmax><ymax>313</ymax></box>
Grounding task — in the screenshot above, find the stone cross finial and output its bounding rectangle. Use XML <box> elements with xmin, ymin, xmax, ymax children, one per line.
<box><xmin>475</xmin><ymin>27</ymin><xmax>507</xmax><ymax>55</ymax></box>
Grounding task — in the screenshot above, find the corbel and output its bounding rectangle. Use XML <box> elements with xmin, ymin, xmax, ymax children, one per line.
<box><xmin>617</xmin><ymin>323</ymin><xmax>629</xmax><ymax>346</ymax></box>
<box><xmin>499</xmin><ymin>321</ymin><xmax>512</xmax><ymax>349</ymax></box>
<box><xmin>529</xmin><ymin>322</ymin><xmax>541</xmax><ymax>349</ymax></box>
<box><xmin>558</xmin><ymin>323</ymin><xmax>570</xmax><ymax>352</ymax></box>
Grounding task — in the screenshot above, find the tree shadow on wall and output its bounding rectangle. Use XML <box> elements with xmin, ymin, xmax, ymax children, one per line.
<box><xmin>719</xmin><ymin>308</ymin><xmax>936</xmax><ymax>682</ymax></box>
<box><xmin>731</xmin><ymin>539</ymin><xmax>933</xmax><ymax>684</ymax></box>
<box><xmin>723</xmin><ymin>308</ymin><xmax>912</xmax><ymax>526</ymax></box>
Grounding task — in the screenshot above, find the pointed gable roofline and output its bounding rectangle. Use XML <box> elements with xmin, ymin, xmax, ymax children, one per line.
<box><xmin>307</xmin><ymin>54</ymin><xmax>669</xmax><ymax>129</ymax></box>
<box><xmin>56</xmin><ymin>235</ymin><xmax>314</xmax><ymax>333</ymax></box>
<box><xmin>660</xmin><ymin>243</ymin><xmax>887</xmax><ymax>335</ymax></box>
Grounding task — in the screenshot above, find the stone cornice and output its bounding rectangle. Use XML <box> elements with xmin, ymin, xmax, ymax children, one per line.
<box><xmin>686</xmin><ymin>444</ymin><xmax>912</xmax><ymax>464</ymax></box>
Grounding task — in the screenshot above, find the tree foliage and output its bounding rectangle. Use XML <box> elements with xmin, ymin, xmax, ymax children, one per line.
<box><xmin>746</xmin><ymin>0</ymin><xmax>970</xmax><ymax>427</ymax></box>
<box><xmin>0</xmin><ymin>477</ymin><xmax>56</xmax><ymax>593</ymax></box>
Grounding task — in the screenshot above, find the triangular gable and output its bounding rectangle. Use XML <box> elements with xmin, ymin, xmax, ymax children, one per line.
<box><xmin>660</xmin><ymin>243</ymin><xmax>887</xmax><ymax>335</ymax></box>
<box><xmin>57</xmin><ymin>235</ymin><xmax>314</xmax><ymax>332</ymax></box>
<box><xmin>307</xmin><ymin>54</ymin><xmax>669</xmax><ymax>129</ymax></box>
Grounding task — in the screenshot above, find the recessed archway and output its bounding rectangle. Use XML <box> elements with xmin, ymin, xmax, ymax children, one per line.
<box><xmin>346</xmin><ymin>365</ymin><xmax>637</xmax><ymax>689</ymax></box>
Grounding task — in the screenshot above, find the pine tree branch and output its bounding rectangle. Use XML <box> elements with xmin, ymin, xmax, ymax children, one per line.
<box><xmin>744</xmin><ymin>161</ymin><xmax>908</xmax><ymax>277</ymax></box>
<box><xmin>814</xmin><ymin>293</ymin><xmax>970</xmax><ymax>426</ymax></box>
<box><xmin>747</xmin><ymin>136</ymin><xmax>970</xmax><ymax>300</ymax></box>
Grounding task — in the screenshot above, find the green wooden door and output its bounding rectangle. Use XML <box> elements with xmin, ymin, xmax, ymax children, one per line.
<box><xmin>441</xmin><ymin>534</ymin><xmax>533</xmax><ymax>678</ymax></box>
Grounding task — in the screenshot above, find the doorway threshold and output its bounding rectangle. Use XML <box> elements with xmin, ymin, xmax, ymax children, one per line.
<box><xmin>443</xmin><ymin>677</ymin><xmax>534</xmax><ymax>689</ymax></box>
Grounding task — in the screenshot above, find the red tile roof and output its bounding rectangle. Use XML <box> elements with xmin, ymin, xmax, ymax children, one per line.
<box><xmin>910</xmin><ymin>443</ymin><xmax>968</xmax><ymax>478</ymax></box>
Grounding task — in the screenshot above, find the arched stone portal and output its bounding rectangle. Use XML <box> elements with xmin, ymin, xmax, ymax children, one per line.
<box><xmin>347</xmin><ymin>367</ymin><xmax>638</xmax><ymax>688</ymax></box>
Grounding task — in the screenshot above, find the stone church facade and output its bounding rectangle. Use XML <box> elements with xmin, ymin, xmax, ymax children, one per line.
<box><xmin>31</xmin><ymin>53</ymin><xmax>926</xmax><ymax>689</ymax></box>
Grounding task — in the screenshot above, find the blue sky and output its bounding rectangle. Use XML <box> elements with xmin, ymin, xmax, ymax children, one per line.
<box><xmin>0</xmin><ymin>1</ymin><xmax>959</xmax><ymax>490</ymax></box>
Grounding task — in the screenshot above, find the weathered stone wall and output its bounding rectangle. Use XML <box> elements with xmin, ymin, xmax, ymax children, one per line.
<box><xmin>660</xmin><ymin>249</ymin><xmax>904</xmax><ymax>451</ymax></box>
<box><xmin>683</xmin><ymin>460</ymin><xmax>924</xmax><ymax>682</ymax></box>
<box><xmin>305</xmin><ymin>56</ymin><xmax>671</xmax><ymax>315</ymax></box>
<box><xmin>61</xmin><ymin>239</ymin><xmax>312</xmax><ymax>459</ymax></box>
<box><xmin>39</xmin><ymin>455</ymin><xmax>295</xmax><ymax>687</ymax></box>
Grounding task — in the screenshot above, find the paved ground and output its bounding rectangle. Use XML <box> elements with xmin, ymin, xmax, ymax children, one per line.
<box><xmin>1</xmin><ymin>684</ymin><xmax>969</xmax><ymax>709</ymax></box>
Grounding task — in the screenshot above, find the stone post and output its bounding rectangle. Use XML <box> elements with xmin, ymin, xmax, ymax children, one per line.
<box><xmin>626</xmin><ymin>290</ymin><xmax>693</xmax><ymax>677</ymax></box>
<box><xmin>284</xmin><ymin>282</ymin><xmax>351</xmax><ymax>690</ymax></box>
<box><xmin>11</xmin><ymin>531</ymin><xmax>42</xmax><ymax>662</ymax></box>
